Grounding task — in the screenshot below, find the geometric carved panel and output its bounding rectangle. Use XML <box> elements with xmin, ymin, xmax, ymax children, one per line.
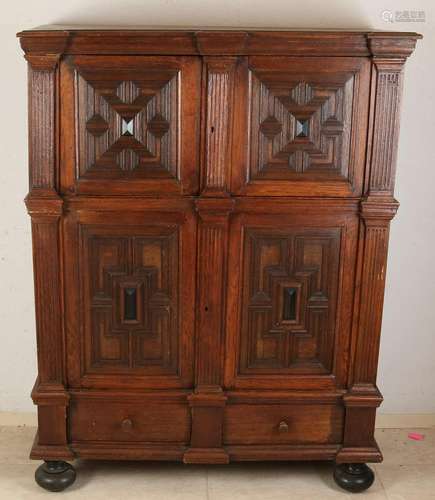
<box><xmin>239</xmin><ymin>228</ymin><xmax>341</xmax><ymax>375</ymax></box>
<box><xmin>249</xmin><ymin>69</ymin><xmax>354</xmax><ymax>179</ymax></box>
<box><xmin>84</xmin><ymin>228</ymin><xmax>178</xmax><ymax>374</ymax></box>
<box><xmin>76</xmin><ymin>66</ymin><xmax>179</xmax><ymax>179</ymax></box>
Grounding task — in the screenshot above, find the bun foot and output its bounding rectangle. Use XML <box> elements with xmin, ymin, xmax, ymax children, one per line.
<box><xmin>35</xmin><ymin>461</ymin><xmax>76</xmax><ymax>492</ymax></box>
<box><xmin>333</xmin><ymin>463</ymin><xmax>375</xmax><ymax>493</ymax></box>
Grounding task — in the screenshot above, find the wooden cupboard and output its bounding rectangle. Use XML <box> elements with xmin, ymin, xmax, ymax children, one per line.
<box><xmin>17</xmin><ymin>27</ymin><xmax>420</xmax><ymax>492</ymax></box>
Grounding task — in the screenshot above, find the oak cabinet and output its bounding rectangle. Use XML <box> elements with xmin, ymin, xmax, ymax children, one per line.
<box><xmin>18</xmin><ymin>27</ymin><xmax>420</xmax><ymax>493</ymax></box>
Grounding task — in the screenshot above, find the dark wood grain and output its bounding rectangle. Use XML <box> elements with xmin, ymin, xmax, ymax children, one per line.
<box><xmin>224</xmin><ymin>403</ymin><xmax>344</xmax><ymax>445</ymax></box>
<box><xmin>18</xmin><ymin>29</ymin><xmax>421</xmax><ymax>57</ymax></box>
<box><xmin>64</xmin><ymin>206</ymin><xmax>196</xmax><ymax>390</ymax></box>
<box><xmin>18</xmin><ymin>27</ymin><xmax>420</xmax><ymax>477</ymax></box>
<box><xmin>60</xmin><ymin>55</ymin><xmax>201</xmax><ymax>195</ymax></box>
<box><xmin>201</xmin><ymin>58</ymin><xmax>237</xmax><ymax>196</ymax></box>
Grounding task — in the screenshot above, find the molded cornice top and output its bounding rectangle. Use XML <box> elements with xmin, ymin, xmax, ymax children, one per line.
<box><xmin>17</xmin><ymin>27</ymin><xmax>422</xmax><ymax>58</ymax></box>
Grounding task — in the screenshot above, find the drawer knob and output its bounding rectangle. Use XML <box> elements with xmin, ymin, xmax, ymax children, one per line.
<box><xmin>121</xmin><ymin>418</ymin><xmax>133</xmax><ymax>431</ymax></box>
<box><xmin>278</xmin><ymin>420</ymin><xmax>289</xmax><ymax>433</ymax></box>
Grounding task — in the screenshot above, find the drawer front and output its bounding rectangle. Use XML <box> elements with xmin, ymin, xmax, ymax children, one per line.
<box><xmin>70</xmin><ymin>400</ymin><xmax>191</xmax><ymax>443</ymax></box>
<box><xmin>231</xmin><ymin>56</ymin><xmax>370</xmax><ymax>197</ymax></box>
<box><xmin>60</xmin><ymin>55</ymin><xmax>201</xmax><ymax>195</ymax></box>
<box><xmin>224</xmin><ymin>404</ymin><xmax>343</xmax><ymax>445</ymax></box>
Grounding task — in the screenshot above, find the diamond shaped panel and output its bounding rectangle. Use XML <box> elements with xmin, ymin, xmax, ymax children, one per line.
<box><xmin>250</xmin><ymin>70</ymin><xmax>354</xmax><ymax>176</ymax></box>
<box><xmin>77</xmin><ymin>70</ymin><xmax>179</xmax><ymax>176</ymax></box>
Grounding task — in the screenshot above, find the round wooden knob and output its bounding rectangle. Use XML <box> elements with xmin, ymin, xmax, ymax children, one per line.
<box><xmin>278</xmin><ymin>420</ymin><xmax>289</xmax><ymax>433</ymax></box>
<box><xmin>121</xmin><ymin>418</ymin><xmax>133</xmax><ymax>431</ymax></box>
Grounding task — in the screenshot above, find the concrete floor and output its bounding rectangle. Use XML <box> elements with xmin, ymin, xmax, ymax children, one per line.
<box><xmin>0</xmin><ymin>426</ymin><xmax>434</xmax><ymax>499</ymax></box>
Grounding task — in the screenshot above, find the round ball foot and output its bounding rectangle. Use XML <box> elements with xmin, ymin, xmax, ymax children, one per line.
<box><xmin>333</xmin><ymin>463</ymin><xmax>375</xmax><ymax>493</ymax></box>
<box><xmin>35</xmin><ymin>461</ymin><xmax>76</xmax><ymax>492</ymax></box>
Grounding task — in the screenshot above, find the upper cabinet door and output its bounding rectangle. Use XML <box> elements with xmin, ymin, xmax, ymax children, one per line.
<box><xmin>60</xmin><ymin>56</ymin><xmax>201</xmax><ymax>195</ymax></box>
<box><xmin>231</xmin><ymin>57</ymin><xmax>370</xmax><ymax>197</ymax></box>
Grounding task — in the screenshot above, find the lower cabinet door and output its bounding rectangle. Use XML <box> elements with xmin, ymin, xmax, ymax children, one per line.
<box><xmin>64</xmin><ymin>201</ymin><xmax>196</xmax><ymax>390</ymax></box>
<box><xmin>224</xmin><ymin>203</ymin><xmax>359</xmax><ymax>391</ymax></box>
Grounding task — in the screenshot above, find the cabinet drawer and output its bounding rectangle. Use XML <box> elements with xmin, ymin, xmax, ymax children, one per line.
<box><xmin>70</xmin><ymin>400</ymin><xmax>191</xmax><ymax>443</ymax></box>
<box><xmin>224</xmin><ymin>404</ymin><xmax>343</xmax><ymax>445</ymax></box>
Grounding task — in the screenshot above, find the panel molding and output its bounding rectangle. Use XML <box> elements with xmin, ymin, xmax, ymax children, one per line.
<box><xmin>64</xmin><ymin>208</ymin><xmax>196</xmax><ymax>390</ymax></box>
<box><xmin>239</xmin><ymin>227</ymin><xmax>340</xmax><ymax>375</ymax></box>
<box><xmin>224</xmin><ymin>210</ymin><xmax>358</xmax><ymax>392</ymax></box>
<box><xmin>82</xmin><ymin>227</ymin><xmax>179</xmax><ymax>375</ymax></box>
<box><xmin>231</xmin><ymin>57</ymin><xmax>370</xmax><ymax>197</ymax></box>
<box><xmin>74</xmin><ymin>63</ymin><xmax>180</xmax><ymax>178</ymax></box>
<box><xmin>249</xmin><ymin>71</ymin><xmax>353</xmax><ymax>178</ymax></box>
<box><xmin>60</xmin><ymin>56</ymin><xmax>201</xmax><ymax>195</ymax></box>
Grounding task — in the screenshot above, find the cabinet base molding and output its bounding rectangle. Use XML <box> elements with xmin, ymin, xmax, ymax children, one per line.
<box><xmin>71</xmin><ymin>442</ymin><xmax>187</xmax><ymax>461</ymax></box>
<box><xmin>335</xmin><ymin>444</ymin><xmax>383</xmax><ymax>464</ymax></box>
<box><xmin>226</xmin><ymin>445</ymin><xmax>340</xmax><ymax>461</ymax></box>
<box><xmin>30</xmin><ymin>432</ymin><xmax>75</xmax><ymax>461</ymax></box>
<box><xmin>30</xmin><ymin>430</ymin><xmax>383</xmax><ymax>465</ymax></box>
<box><xmin>183</xmin><ymin>447</ymin><xmax>230</xmax><ymax>464</ymax></box>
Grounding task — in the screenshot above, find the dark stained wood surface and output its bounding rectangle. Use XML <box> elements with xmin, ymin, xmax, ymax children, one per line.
<box><xmin>19</xmin><ymin>27</ymin><xmax>420</xmax><ymax>467</ymax></box>
<box><xmin>18</xmin><ymin>28</ymin><xmax>421</xmax><ymax>57</ymax></box>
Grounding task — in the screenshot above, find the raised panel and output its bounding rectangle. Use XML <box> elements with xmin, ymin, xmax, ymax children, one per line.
<box><xmin>64</xmin><ymin>206</ymin><xmax>196</xmax><ymax>389</ymax></box>
<box><xmin>85</xmin><ymin>229</ymin><xmax>178</xmax><ymax>373</ymax></box>
<box><xmin>61</xmin><ymin>56</ymin><xmax>201</xmax><ymax>195</ymax></box>
<box><xmin>76</xmin><ymin>72</ymin><xmax>178</xmax><ymax>177</ymax></box>
<box><xmin>251</xmin><ymin>76</ymin><xmax>353</xmax><ymax>177</ymax></box>
<box><xmin>224</xmin><ymin>207</ymin><xmax>358</xmax><ymax>390</ymax></box>
<box><xmin>231</xmin><ymin>57</ymin><xmax>370</xmax><ymax>196</ymax></box>
<box><xmin>240</xmin><ymin>228</ymin><xmax>340</xmax><ymax>375</ymax></box>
